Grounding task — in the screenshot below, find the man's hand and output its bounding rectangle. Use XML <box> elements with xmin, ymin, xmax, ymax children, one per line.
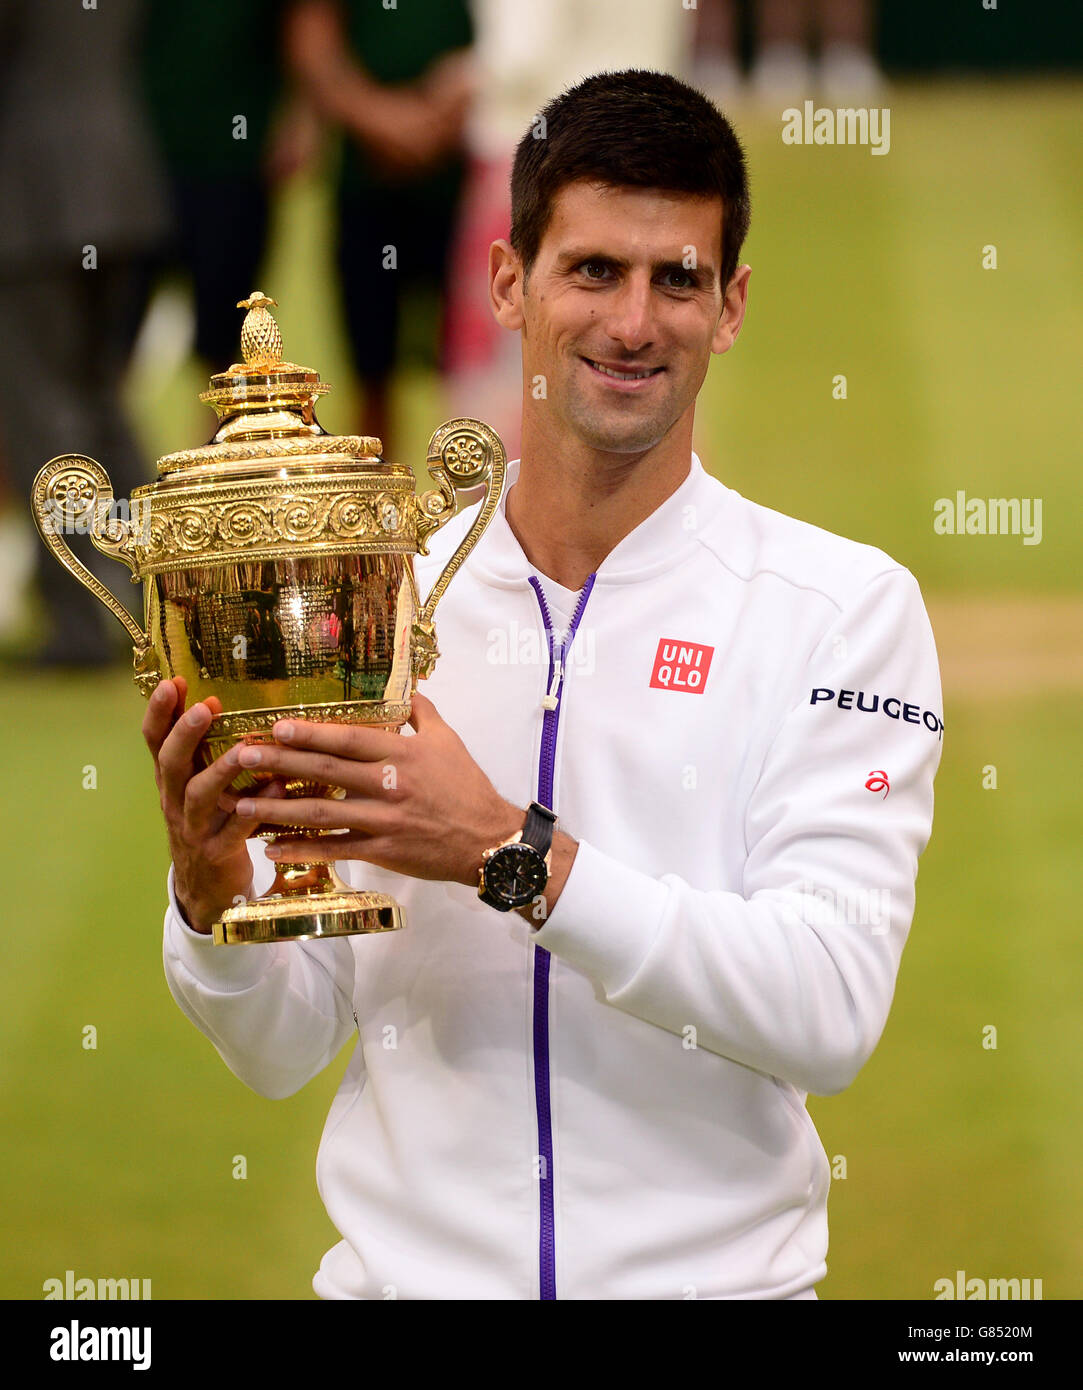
<box><xmin>222</xmin><ymin>693</ymin><xmax>523</xmax><ymax>888</ymax></box>
<box><xmin>356</xmin><ymin>73</ymin><xmax>471</xmax><ymax>179</ymax></box>
<box><xmin>284</xmin><ymin>1</ymin><xmax>473</xmax><ymax>180</ymax></box>
<box><xmin>143</xmin><ymin>679</ymin><xmax>286</xmax><ymax>935</ymax></box>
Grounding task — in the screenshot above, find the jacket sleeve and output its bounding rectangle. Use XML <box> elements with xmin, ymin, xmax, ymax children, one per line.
<box><xmin>162</xmin><ymin>839</ymin><xmax>358</xmax><ymax>1099</ymax></box>
<box><xmin>532</xmin><ymin>566</ymin><xmax>943</xmax><ymax>1097</ymax></box>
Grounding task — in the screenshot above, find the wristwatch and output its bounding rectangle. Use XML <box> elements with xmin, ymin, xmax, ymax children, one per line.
<box><xmin>477</xmin><ymin>802</ymin><xmax>557</xmax><ymax>911</ymax></box>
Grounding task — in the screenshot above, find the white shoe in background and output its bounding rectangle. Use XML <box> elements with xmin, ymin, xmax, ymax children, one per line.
<box><xmin>819</xmin><ymin>42</ymin><xmax>887</xmax><ymax>102</ymax></box>
<box><xmin>749</xmin><ymin>42</ymin><xmax>816</xmax><ymax>105</ymax></box>
<box><xmin>691</xmin><ymin>55</ymin><xmax>745</xmax><ymax>105</ymax></box>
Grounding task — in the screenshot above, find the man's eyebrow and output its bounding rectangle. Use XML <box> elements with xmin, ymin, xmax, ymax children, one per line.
<box><xmin>553</xmin><ymin>248</ymin><xmax>718</xmax><ymax>279</ymax></box>
<box><xmin>553</xmin><ymin>249</ymin><xmax>632</xmax><ymax>271</ymax></box>
<box><xmin>654</xmin><ymin>256</ymin><xmax>717</xmax><ymax>281</ymax></box>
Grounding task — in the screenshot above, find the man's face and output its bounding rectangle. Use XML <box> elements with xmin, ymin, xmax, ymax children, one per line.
<box><xmin>516</xmin><ymin>181</ymin><xmax>736</xmax><ymax>454</ymax></box>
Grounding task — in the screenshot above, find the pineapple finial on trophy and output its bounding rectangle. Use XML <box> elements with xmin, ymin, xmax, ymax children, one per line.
<box><xmin>236</xmin><ymin>291</ymin><xmax>282</xmax><ymax>366</ymax></box>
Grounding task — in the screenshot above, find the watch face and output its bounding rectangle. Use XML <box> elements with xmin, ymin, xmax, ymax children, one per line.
<box><xmin>485</xmin><ymin>843</ymin><xmax>548</xmax><ymax>908</ymax></box>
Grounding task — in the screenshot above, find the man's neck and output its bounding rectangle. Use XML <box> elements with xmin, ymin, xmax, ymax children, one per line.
<box><xmin>504</xmin><ymin>414</ymin><xmax>695</xmax><ymax>591</ymax></box>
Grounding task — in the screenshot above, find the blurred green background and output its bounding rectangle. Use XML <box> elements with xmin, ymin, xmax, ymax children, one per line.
<box><xmin>1</xmin><ymin>79</ymin><xmax>1079</xmax><ymax>1299</ymax></box>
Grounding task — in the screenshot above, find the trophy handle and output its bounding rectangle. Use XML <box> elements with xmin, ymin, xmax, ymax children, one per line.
<box><xmin>411</xmin><ymin>419</ymin><xmax>506</xmax><ymax>682</ymax></box>
<box><xmin>30</xmin><ymin>454</ymin><xmax>160</xmax><ymax>695</ymax></box>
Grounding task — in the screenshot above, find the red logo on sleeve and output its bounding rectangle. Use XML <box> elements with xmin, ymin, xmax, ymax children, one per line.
<box><xmin>865</xmin><ymin>770</ymin><xmax>890</xmax><ymax>799</ymax></box>
<box><xmin>649</xmin><ymin>639</ymin><xmax>714</xmax><ymax>694</ymax></box>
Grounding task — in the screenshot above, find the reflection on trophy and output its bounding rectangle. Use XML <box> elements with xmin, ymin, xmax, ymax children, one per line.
<box><xmin>31</xmin><ymin>292</ymin><xmax>505</xmax><ymax>946</ymax></box>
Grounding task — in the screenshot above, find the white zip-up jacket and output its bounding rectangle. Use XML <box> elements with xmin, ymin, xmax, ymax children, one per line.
<box><xmin>163</xmin><ymin>453</ymin><xmax>943</xmax><ymax>1300</ymax></box>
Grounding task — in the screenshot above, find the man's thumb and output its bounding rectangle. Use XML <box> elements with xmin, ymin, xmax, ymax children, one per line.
<box><xmin>407</xmin><ymin>691</ymin><xmax>438</xmax><ymax>732</ymax></box>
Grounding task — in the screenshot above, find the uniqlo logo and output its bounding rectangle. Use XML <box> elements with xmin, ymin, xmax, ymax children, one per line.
<box><xmin>649</xmin><ymin>639</ymin><xmax>714</xmax><ymax>693</ymax></box>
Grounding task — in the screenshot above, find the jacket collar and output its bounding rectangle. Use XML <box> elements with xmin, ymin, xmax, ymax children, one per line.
<box><xmin>468</xmin><ymin>452</ymin><xmax>729</xmax><ymax>589</ymax></box>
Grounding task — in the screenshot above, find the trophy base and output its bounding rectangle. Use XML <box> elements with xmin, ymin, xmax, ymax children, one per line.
<box><xmin>212</xmin><ymin>861</ymin><xmax>405</xmax><ymax>944</ymax></box>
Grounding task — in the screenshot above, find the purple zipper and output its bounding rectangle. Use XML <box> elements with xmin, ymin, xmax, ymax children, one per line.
<box><xmin>527</xmin><ymin>571</ymin><xmax>596</xmax><ymax>1301</ymax></box>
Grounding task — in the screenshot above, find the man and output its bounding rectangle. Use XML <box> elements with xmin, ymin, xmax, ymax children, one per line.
<box><xmin>0</xmin><ymin>0</ymin><xmax>168</xmax><ymax>665</ymax></box>
<box><xmin>150</xmin><ymin>71</ymin><xmax>942</xmax><ymax>1300</ymax></box>
<box><xmin>285</xmin><ymin>0</ymin><xmax>475</xmax><ymax>454</ymax></box>
<box><xmin>142</xmin><ymin>0</ymin><xmax>293</xmax><ymax>373</ymax></box>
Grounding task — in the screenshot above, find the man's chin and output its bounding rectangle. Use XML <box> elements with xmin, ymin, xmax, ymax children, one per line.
<box><xmin>564</xmin><ymin>405</ymin><xmax>676</xmax><ymax>455</ymax></box>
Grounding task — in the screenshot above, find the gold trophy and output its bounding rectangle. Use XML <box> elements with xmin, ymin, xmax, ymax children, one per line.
<box><xmin>31</xmin><ymin>292</ymin><xmax>505</xmax><ymax>945</ymax></box>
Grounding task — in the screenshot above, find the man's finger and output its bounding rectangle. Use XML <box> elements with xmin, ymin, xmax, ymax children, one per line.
<box><xmin>145</xmin><ymin>679</ymin><xmax>215</xmax><ymax>768</ymax></box>
<box><xmin>182</xmin><ymin>744</ymin><xmax>249</xmax><ymax>832</ymax></box>
<box><xmin>271</xmin><ymin>717</ymin><xmax>400</xmax><ymax>762</ymax></box>
<box><xmin>157</xmin><ymin>700</ymin><xmax>216</xmax><ymax>809</ymax></box>
<box><xmin>406</xmin><ymin>691</ymin><xmax>439</xmax><ymax>733</ymax></box>
<box><xmin>228</xmin><ymin>743</ymin><xmax>386</xmax><ymax>798</ymax></box>
<box><xmin>210</xmin><ymin>779</ymin><xmax>289</xmax><ymax>854</ymax></box>
<box><xmin>142</xmin><ymin>679</ymin><xmax>182</xmax><ymax>764</ymax></box>
<box><xmin>231</xmin><ymin>794</ymin><xmax>394</xmax><ymax>835</ymax></box>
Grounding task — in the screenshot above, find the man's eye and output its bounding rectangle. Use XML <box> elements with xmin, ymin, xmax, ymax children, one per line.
<box><xmin>580</xmin><ymin>261</ymin><xmax>610</xmax><ymax>280</ymax></box>
<box><xmin>661</xmin><ymin>271</ymin><xmax>695</xmax><ymax>290</ymax></box>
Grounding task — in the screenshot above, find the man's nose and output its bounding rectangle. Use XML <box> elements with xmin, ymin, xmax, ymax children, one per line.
<box><xmin>603</xmin><ymin>275</ymin><xmax>655</xmax><ymax>353</ymax></box>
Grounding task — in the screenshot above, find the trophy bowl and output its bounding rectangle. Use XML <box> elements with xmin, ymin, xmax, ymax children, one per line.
<box><xmin>31</xmin><ymin>292</ymin><xmax>506</xmax><ymax>945</ymax></box>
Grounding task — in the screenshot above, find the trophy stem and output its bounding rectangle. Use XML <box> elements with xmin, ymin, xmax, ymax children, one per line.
<box><xmin>266</xmin><ymin>859</ymin><xmax>352</xmax><ymax>898</ymax></box>
<box><xmin>213</xmin><ymin>853</ymin><xmax>405</xmax><ymax>946</ymax></box>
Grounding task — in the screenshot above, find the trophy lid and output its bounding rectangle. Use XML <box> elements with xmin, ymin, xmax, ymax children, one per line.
<box><xmin>156</xmin><ymin>291</ymin><xmax>384</xmax><ymax>478</ymax></box>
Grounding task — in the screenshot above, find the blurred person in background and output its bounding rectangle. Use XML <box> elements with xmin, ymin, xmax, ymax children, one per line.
<box><xmin>285</xmin><ymin>0</ymin><xmax>475</xmax><ymax>457</ymax></box>
<box><xmin>690</xmin><ymin>0</ymin><xmax>744</xmax><ymax>100</ymax></box>
<box><xmin>444</xmin><ymin>0</ymin><xmax>693</xmax><ymax>461</ymax></box>
<box><xmin>0</xmin><ymin>445</ymin><xmax>34</xmax><ymax>643</ymax></box>
<box><xmin>142</xmin><ymin>0</ymin><xmax>304</xmax><ymax>374</ymax></box>
<box><xmin>751</xmin><ymin>0</ymin><xmax>884</xmax><ymax>99</ymax></box>
<box><xmin>0</xmin><ymin>0</ymin><xmax>169</xmax><ymax>668</ymax></box>
<box><xmin>691</xmin><ymin>0</ymin><xmax>884</xmax><ymax>103</ymax></box>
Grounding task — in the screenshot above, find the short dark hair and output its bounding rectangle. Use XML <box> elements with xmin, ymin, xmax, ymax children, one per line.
<box><xmin>511</xmin><ymin>69</ymin><xmax>751</xmax><ymax>293</ymax></box>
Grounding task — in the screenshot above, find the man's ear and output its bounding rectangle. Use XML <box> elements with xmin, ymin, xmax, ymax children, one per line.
<box><xmin>490</xmin><ymin>239</ymin><xmax>525</xmax><ymax>332</ymax></box>
<box><xmin>711</xmin><ymin>263</ymin><xmax>751</xmax><ymax>355</ymax></box>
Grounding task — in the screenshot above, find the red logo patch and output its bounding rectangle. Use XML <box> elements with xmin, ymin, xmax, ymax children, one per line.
<box><xmin>649</xmin><ymin>639</ymin><xmax>714</xmax><ymax>694</ymax></box>
<box><xmin>865</xmin><ymin>770</ymin><xmax>890</xmax><ymax>799</ymax></box>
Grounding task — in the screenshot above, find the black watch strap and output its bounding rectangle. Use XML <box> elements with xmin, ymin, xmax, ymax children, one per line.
<box><xmin>521</xmin><ymin>801</ymin><xmax>557</xmax><ymax>855</ymax></box>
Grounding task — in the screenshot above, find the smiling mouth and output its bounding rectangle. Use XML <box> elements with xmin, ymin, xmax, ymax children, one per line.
<box><xmin>583</xmin><ymin>357</ymin><xmax>665</xmax><ymax>382</ymax></box>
